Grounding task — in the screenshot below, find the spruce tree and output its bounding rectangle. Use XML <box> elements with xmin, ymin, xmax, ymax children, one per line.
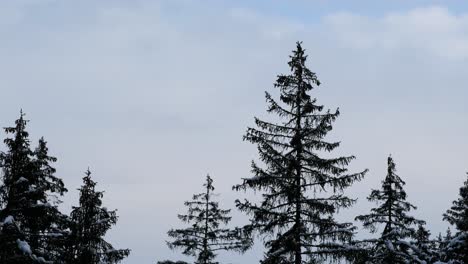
<box><xmin>233</xmin><ymin>42</ymin><xmax>367</xmax><ymax>264</ymax></box>
<box><xmin>156</xmin><ymin>261</ymin><xmax>189</xmax><ymax>264</ymax></box>
<box><xmin>413</xmin><ymin>224</ymin><xmax>437</xmax><ymax>262</ymax></box>
<box><xmin>0</xmin><ymin>112</ymin><xmax>69</xmax><ymax>263</ymax></box>
<box><xmin>444</xmin><ymin>227</ymin><xmax>453</xmax><ymax>242</ymax></box>
<box><xmin>29</xmin><ymin>137</ymin><xmax>69</xmax><ymax>262</ymax></box>
<box><xmin>0</xmin><ymin>112</ymin><xmax>38</xmax><ymax>263</ymax></box>
<box><xmin>167</xmin><ymin>175</ymin><xmax>251</xmax><ymax>264</ymax></box>
<box><xmin>0</xmin><ymin>215</ymin><xmax>33</xmax><ymax>263</ymax></box>
<box><xmin>67</xmin><ymin>169</ymin><xmax>130</xmax><ymax>264</ymax></box>
<box><xmin>355</xmin><ymin>156</ymin><xmax>425</xmax><ymax>263</ymax></box>
<box><xmin>441</xmin><ymin>173</ymin><xmax>468</xmax><ymax>263</ymax></box>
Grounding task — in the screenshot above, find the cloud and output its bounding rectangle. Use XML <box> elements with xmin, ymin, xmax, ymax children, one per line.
<box><xmin>0</xmin><ymin>2</ymin><xmax>467</xmax><ymax>264</ymax></box>
<box><xmin>325</xmin><ymin>6</ymin><xmax>468</xmax><ymax>59</ymax></box>
<box><xmin>229</xmin><ymin>7</ymin><xmax>305</xmax><ymax>40</ymax></box>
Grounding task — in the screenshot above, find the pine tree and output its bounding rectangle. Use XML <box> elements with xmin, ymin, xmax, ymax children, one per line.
<box><xmin>67</xmin><ymin>169</ymin><xmax>130</xmax><ymax>264</ymax></box>
<box><xmin>0</xmin><ymin>112</ymin><xmax>69</xmax><ymax>263</ymax></box>
<box><xmin>355</xmin><ymin>156</ymin><xmax>425</xmax><ymax>263</ymax></box>
<box><xmin>233</xmin><ymin>42</ymin><xmax>367</xmax><ymax>264</ymax></box>
<box><xmin>441</xmin><ymin>173</ymin><xmax>468</xmax><ymax>263</ymax></box>
<box><xmin>167</xmin><ymin>175</ymin><xmax>251</xmax><ymax>264</ymax></box>
<box><xmin>413</xmin><ymin>224</ymin><xmax>437</xmax><ymax>262</ymax></box>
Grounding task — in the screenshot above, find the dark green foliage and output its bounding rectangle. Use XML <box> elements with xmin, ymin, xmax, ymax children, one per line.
<box><xmin>414</xmin><ymin>225</ymin><xmax>431</xmax><ymax>247</ymax></box>
<box><xmin>233</xmin><ymin>42</ymin><xmax>367</xmax><ymax>264</ymax></box>
<box><xmin>157</xmin><ymin>261</ymin><xmax>189</xmax><ymax>264</ymax></box>
<box><xmin>167</xmin><ymin>175</ymin><xmax>251</xmax><ymax>264</ymax></box>
<box><xmin>355</xmin><ymin>156</ymin><xmax>426</xmax><ymax>263</ymax></box>
<box><xmin>414</xmin><ymin>224</ymin><xmax>439</xmax><ymax>262</ymax></box>
<box><xmin>66</xmin><ymin>169</ymin><xmax>130</xmax><ymax>264</ymax></box>
<box><xmin>443</xmin><ymin>173</ymin><xmax>468</xmax><ymax>233</ymax></box>
<box><xmin>0</xmin><ymin>216</ymin><xmax>34</xmax><ymax>263</ymax></box>
<box><xmin>441</xmin><ymin>173</ymin><xmax>468</xmax><ymax>263</ymax></box>
<box><xmin>0</xmin><ymin>112</ymin><xmax>69</xmax><ymax>263</ymax></box>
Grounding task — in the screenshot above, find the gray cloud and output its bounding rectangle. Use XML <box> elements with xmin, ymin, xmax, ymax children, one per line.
<box><xmin>0</xmin><ymin>1</ymin><xmax>467</xmax><ymax>263</ymax></box>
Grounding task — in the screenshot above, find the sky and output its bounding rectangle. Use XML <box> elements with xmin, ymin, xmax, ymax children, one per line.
<box><xmin>0</xmin><ymin>0</ymin><xmax>468</xmax><ymax>263</ymax></box>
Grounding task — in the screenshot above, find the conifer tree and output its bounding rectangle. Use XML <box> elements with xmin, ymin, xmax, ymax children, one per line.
<box><xmin>0</xmin><ymin>112</ymin><xmax>69</xmax><ymax>263</ymax></box>
<box><xmin>414</xmin><ymin>225</ymin><xmax>431</xmax><ymax>247</ymax></box>
<box><xmin>441</xmin><ymin>173</ymin><xmax>468</xmax><ymax>263</ymax></box>
<box><xmin>167</xmin><ymin>175</ymin><xmax>251</xmax><ymax>264</ymax></box>
<box><xmin>233</xmin><ymin>42</ymin><xmax>367</xmax><ymax>264</ymax></box>
<box><xmin>0</xmin><ymin>215</ymin><xmax>33</xmax><ymax>263</ymax></box>
<box><xmin>67</xmin><ymin>169</ymin><xmax>130</xmax><ymax>264</ymax></box>
<box><xmin>156</xmin><ymin>261</ymin><xmax>189</xmax><ymax>264</ymax></box>
<box><xmin>28</xmin><ymin>137</ymin><xmax>69</xmax><ymax>262</ymax></box>
<box><xmin>444</xmin><ymin>227</ymin><xmax>453</xmax><ymax>242</ymax></box>
<box><xmin>435</xmin><ymin>228</ymin><xmax>453</xmax><ymax>261</ymax></box>
<box><xmin>413</xmin><ymin>224</ymin><xmax>437</xmax><ymax>262</ymax></box>
<box><xmin>355</xmin><ymin>156</ymin><xmax>425</xmax><ymax>263</ymax></box>
<box><xmin>437</xmin><ymin>232</ymin><xmax>443</xmax><ymax>245</ymax></box>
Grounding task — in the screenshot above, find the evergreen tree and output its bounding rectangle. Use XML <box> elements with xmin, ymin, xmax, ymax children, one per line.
<box><xmin>414</xmin><ymin>225</ymin><xmax>430</xmax><ymax>247</ymax></box>
<box><xmin>0</xmin><ymin>215</ymin><xmax>34</xmax><ymax>263</ymax></box>
<box><xmin>437</xmin><ymin>232</ymin><xmax>443</xmax><ymax>246</ymax></box>
<box><xmin>67</xmin><ymin>169</ymin><xmax>130</xmax><ymax>264</ymax></box>
<box><xmin>441</xmin><ymin>173</ymin><xmax>468</xmax><ymax>263</ymax></box>
<box><xmin>355</xmin><ymin>156</ymin><xmax>425</xmax><ymax>263</ymax></box>
<box><xmin>156</xmin><ymin>261</ymin><xmax>189</xmax><ymax>264</ymax></box>
<box><xmin>413</xmin><ymin>224</ymin><xmax>438</xmax><ymax>262</ymax></box>
<box><xmin>436</xmin><ymin>227</ymin><xmax>452</xmax><ymax>263</ymax></box>
<box><xmin>0</xmin><ymin>112</ymin><xmax>69</xmax><ymax>263</ymax></box>
<box><xmin>28</xmin><ymin>137</ymin><xmax>69</xmax><ymax>262</ymax></box>
<box><xmin>167</xmin><ymin>175</ymin><xmax>251</xmax><ymax>264</ymax></box>
<box><xmin>233</xmin><ymin>42</ymin><xmax>367</xmax><ymax>264</ymax></box>
<box><xmin>0</xmin><ymin>113</ymin><xmax>37</xmax><ymax>263</ymax></box>
<box><xmin>444</xmin><ymin>227</ymin><xmax>453</xmax><ymax>243</ymax></box>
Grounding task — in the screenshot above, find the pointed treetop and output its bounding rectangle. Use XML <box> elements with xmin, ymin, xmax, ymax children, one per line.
<box><xmin>443</xmin><ymin>173</ymin><xmax>468</xmax><ymax>232</ymax></box>
<box><xmin>4</xmin><ymin>110</ymin><xmax>29</xmax><ymax>141</ymax></box>
<box><xmin>204</xmin><ymin>174</ymin><xmax>214</xmax><ymax>191</ymax></box>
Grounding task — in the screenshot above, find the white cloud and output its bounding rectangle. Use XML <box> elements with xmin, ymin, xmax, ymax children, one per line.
<box><xmin>0</xmin><ymin>2</ymin><xmax>467</xmax><ymax>264</ymax></box>
<box><xmin>325</xmin><ymin>6</ymin><xmax>468</xmax><ymax>59</ymax></box>
<box><xmin>229</xmin><ymin>7</ymin><xmax>305</xmax><ymax>40</ymax></box>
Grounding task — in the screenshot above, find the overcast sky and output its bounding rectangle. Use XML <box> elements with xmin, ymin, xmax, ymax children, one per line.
<box><xmin>1</xmin><ymin>0</ymin><xmax>468</xmax><ymax>263</ymax></box>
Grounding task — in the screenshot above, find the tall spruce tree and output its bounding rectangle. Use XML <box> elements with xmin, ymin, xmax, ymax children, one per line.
<box><xmin>0</xmin><ymin>112</ymin><xmax>69</xmax><ymax>263</ymax></box>
<box><xmin>233</xmin><ymin>42</ymin><xmax>367</xmax><ymax>264</ymax></box>
<box><xmin>0</xmin><ymin>112</ymin><xmax>34</xmax><ymax>263</ymax></box>
<box><xmin>355</xmin><ymin>156</ymin><xmax>426</xmax><ymax>263</ymax></box>
<box><xmin>167</xmin><ymin>175</ymin><xmax>251</xmax><ymax>264</ymax></box>
<box><xmin>67</xmin><ymin>169</ymin><xmax>130</xmax><ymax>264</ymax></box>
<box><xmin>441</xmin><ymin>173</ymin><xmax>468</xmax><ymax>263</ymax></box>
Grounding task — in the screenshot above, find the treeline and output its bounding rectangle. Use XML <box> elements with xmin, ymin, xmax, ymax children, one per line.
<box><xmin>0</xmin><ymin>112</ymin><xmax>130</xmax><ymax>263</ymax></box>
<box><xmin>0</xmin><ymin>42</ymin><xmax>467</xmax><ymax>264</ymax></box>
<box><xmin>157</xmin><ymin>43</ymin><xmax>468</xmax><ymax>264</ymax></box>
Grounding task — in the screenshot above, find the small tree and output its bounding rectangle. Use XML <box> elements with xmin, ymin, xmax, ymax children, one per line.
<box><xmin>67</xmin><ymin>169</ymin><xmax>130</xmax><ymax>264</ymax></box>
<box><xmin>355</xmin><ymin>156</ymin><xmax>425</xmax><ymax>263</ymax></box>
<box><xmin>167</xmin><ymin>175</ymin><xmax>251</xmax><ymax>264</ymax></box>
<box><xmin>441</xmin><ymin>173</ymin><xmax>468</xmax><ymax>263</ymax></box>
<box><xmin>413</xmin><ymin>224</ymin><xmax>438</xmax><ymax>262</ymax></box>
